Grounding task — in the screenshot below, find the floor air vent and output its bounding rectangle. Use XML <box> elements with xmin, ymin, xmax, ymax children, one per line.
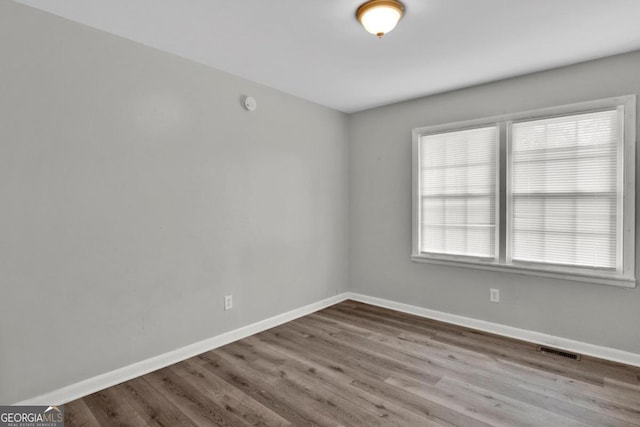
<box><xmin>537</xmin><ymin>346</ymin><xmax>581</xmax><ymax>360</ymax></box>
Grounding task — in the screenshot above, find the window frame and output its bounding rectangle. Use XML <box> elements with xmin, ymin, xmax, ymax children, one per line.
<box><xmin>411</xmin><ymin>95</ymin><xmax>636</xmax><ymax>288</ymax></box>
<box><xmin>412</xmin><ymin>121</ymin><xmax>501</xmax><ymax>264</ymax></box>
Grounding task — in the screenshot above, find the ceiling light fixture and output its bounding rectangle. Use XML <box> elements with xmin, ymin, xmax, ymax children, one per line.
<box><xmin>356</xmin><ymin>0</ymin><xmax>404</xmax><ymax>38</ymax></box>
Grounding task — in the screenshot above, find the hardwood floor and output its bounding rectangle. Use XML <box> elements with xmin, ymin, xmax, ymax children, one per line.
<box><xmin>65</xmin><ymin>300</ymin><xmax>640</xmax><ymax>426</ymax></box>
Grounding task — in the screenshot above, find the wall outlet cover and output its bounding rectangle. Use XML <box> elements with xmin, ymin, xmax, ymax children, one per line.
<box><xmin>490</xmin><ymin>288</ymin><xmax>500</xmax><ymax>303</ymax></box>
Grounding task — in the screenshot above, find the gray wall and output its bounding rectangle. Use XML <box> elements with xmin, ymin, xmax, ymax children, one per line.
<box><xmin>349</xmin><ymin>51</ymin><xmax>640</xmax><ymax>354</ymax></box>
<box><xmin>0</xmin><ymin>1</ymin><xmax>348</xmax><ymax>404</ymax></box>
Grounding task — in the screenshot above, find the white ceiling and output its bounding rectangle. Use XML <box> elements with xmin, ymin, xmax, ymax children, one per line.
<box><xmin>14</xmin><ymin>0</ymin><xmax>640</xmax><ymax>113</ymax></box>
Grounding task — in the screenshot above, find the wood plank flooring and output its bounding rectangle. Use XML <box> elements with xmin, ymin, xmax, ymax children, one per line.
<box><xmin>65</xmin><ymin>300</ymin><xmax>640</xmax><ymax>426</ymax></box>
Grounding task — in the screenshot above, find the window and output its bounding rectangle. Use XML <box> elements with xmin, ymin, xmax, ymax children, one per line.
<box><xmin>417</xmin><ymin>126</ymin><xmax>498</xmax><ymax>259</ymax></box>
<box><xmin>509</xmin><ymin>110</ymin><xmax>620</xmax><ymax>270</ymax></box>
<box><xmin>412</xmin><ymin>96</ymin><xmax>636</xmax><ymax>287</ymax></box>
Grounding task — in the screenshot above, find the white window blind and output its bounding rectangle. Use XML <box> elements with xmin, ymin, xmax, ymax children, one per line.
<box><xmin>419</xmin><ymin>126</ymin><xmax>497</xmax><ymax>258</ymax></box>
<box><xmin>509</xmin><ymin>109</ymin><xmax>621</xmax><ymax>269</ymax></box>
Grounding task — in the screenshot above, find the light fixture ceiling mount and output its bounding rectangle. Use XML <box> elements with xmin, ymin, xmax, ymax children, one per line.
<box><xmin>356</xmin><ymin>0</ymin><xmax>405</xmax><ymax>38</ymax></box>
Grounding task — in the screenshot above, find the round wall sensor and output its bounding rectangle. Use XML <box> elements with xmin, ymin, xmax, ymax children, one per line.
<box><xmin>242</xmin><ymin>96</ymin><xmax>257</xmax><ymax>112</ymax></box>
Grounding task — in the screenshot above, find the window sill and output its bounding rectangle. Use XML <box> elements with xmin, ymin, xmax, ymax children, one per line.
<box><xmin>410</xmin><ymin>254</ymin><xmax>636</xmax><ymax>288</ymax></box>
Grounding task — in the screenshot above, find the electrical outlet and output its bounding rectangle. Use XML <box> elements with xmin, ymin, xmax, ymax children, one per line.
<box><xmin>490</xmin><ymin>288</ymin><xmax>500</xmax><ymax>303</ymax></box>
<box><xmin>224</xmin><ymin>295</ymin><xmax>233</xmax><ymax>311</ymax></box>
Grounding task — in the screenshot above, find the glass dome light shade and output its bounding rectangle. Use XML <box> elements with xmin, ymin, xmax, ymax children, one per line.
<box><xmin>357</xmin><ymin>0</ymin><xmax>404</xmax><ymax>38</ymax></box>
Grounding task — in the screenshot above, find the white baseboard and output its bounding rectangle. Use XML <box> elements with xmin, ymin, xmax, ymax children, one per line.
<box><xmin>16</xmin><ymin>291</ymin><xmax>640</xmax><ymax>405</ymax></box>
<box><xmin>345</xmin><ymin>292</ymin><xmax>640</xmax><ymax>368</ymax></box>
<box><xmin>14</xmin><ymin>293</ymin><xmax>349</xmax><ymax>406</ymax></box>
